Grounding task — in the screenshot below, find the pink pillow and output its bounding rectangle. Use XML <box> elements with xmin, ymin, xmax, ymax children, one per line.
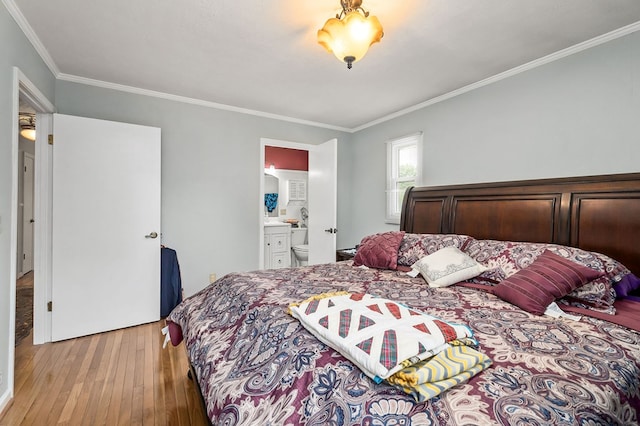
<box><xmin>353</xmin><ymin>231</ymin><xmax>405</xmax><ymax>270</ymax></box>
<box><xmin>493</xmin><ymin>250</ymin><xmax>603</xmax><ymax>315</ymax></box>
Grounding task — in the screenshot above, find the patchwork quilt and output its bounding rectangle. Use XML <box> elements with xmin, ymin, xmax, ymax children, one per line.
<box><xmin>290</xmin><ymin>292</ymin><xmax>491</xmax><ymax>402</ymax></box>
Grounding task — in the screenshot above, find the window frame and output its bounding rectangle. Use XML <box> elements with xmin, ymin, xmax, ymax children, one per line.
<box><xmin>385</xmin><ymin>132</ymin><xmax>423</xmax><ymax>224</ymax></box>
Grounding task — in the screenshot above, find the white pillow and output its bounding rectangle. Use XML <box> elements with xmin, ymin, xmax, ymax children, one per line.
<box><xmin>412</xmin><ymin>246</ymin><xmax>487</xmax><ymax>288</ymax></box>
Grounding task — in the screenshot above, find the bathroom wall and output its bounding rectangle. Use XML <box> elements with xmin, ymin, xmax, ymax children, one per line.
<box><xmin>265</xmin><ymin>146</ymin><xmax>308</xmax><ymax>171</ymax></box>
<box><xmin>264</xmin><ymin>146</ymin><xmax>310</xmax><ymax>226</ymax></box>
<box><xmin>265</xmin><ymin>169</ymin><xmax>308</xmax><ymax>225</ymax></box>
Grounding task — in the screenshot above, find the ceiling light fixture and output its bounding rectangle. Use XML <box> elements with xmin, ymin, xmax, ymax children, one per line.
<box><xmin>19</xmin><ymin>113</ymin><xmax>36</xmax><ymax>141</ymax></box>
<box><xmin>318</xmin><ymin>0</ymin><xmax>384</xmax><ymax>69</ymax></box>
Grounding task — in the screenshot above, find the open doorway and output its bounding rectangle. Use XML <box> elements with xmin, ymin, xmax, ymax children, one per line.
<box><xmin>15</xmin><ymin>96</ymin><xmax>37</xmax><ymax>346</ymax></box>
<box><xmin>264</xmin><ymin>146</ymin><xmax>309</xmax><ymax>267</ymax></box>
<box><xmin>259</xmin><ymin>138</ymin><xmax>337</xmax><ymax>269</ymax></box>
<box><xmin>8</xmin><ymin>68</ymin><xmax>56</xmax><ymax>407</ymax></box>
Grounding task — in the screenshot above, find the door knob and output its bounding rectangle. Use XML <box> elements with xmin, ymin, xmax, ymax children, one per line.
<box><xmin>324</xmin><ymin>228</ymin><xmax>338</xmax><ymax>234</ymax></box>
<box><xmin>145</xmin><ymin>232</ymin><xmax>158</xmax><ymax>239</ymax></box>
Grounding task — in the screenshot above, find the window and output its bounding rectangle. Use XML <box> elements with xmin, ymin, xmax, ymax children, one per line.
<box><xmin>386</xmin><ymin>132</ymin><xmax>423</xmax><ymax>224</ymax></box>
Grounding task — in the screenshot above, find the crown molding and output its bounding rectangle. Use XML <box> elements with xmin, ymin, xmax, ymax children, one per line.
<box><xmin>3</xmin><ymin>0</ymin><xmax>349</xmax><ymax>132</ymax></box>
<box><xmin>3</xmin><ymin>0</ymin><xmax>59</xmax><ymax>77</ymax></box>
<box><xmin>56</xmin><ymin>73</ymin><xmax>352</xmax><ymax>132</ymax></box>
<box><xmin>353</xmin><ymin>20</ymin><xmax>640</xmax><ymax>132</ymax></box>
<box><xmin>5</xmin><ymin>0</ymin><xmax>639</xmax><ymax>134</ymax></box>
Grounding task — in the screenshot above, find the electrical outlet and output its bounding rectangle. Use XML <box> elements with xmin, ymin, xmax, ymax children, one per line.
<box><xmin>209</xmin><ymin>273</ymin><xmax>217</xmax><ymax>284</ymax></box>
<box><xmin>280</xmin><ymin>208</ymin><xmax>286</xmax><ymax>215</ymax></box>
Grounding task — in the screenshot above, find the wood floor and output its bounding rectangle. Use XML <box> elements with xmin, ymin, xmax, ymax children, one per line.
<box><xmin>0</xmin><ymin>320</ymin><xmax>209</xmax><ymax>425</ymax></box>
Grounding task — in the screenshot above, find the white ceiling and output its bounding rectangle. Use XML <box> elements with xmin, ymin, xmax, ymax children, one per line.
<box><xmin>9</xmin><ymin>0</ymin><xmax>640</xmax><ymax>130</ymax></box>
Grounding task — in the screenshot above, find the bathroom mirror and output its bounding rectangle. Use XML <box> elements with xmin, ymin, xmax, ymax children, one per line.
<box><xmin>264</xmin><ymin>173</ymin><xmax>279</xmax><ymax>217</ymax></box>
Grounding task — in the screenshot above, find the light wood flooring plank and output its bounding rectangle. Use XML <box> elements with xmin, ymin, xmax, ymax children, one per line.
<box><xmin>0</xmin><ymin>321</ymin><xmax>208</xmax><ymax>426</ymax></box>
<box><xmin>57</xmin><ymin>334</ymin><xmax>100</xmax><ymax>423</ymax></box>
<box><xmin>79</xmin><ymin>330</ymin><xmax>117</xmax><ymax>425</ymax></box>
<box><xmin>141</xmin><ymin>323</ymin><xmax>156</xmax><ymax>426</ymax></box>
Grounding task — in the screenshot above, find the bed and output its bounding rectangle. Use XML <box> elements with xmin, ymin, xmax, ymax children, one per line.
<box><xmin>167</xmin><ymin>172</ymin><xmax>640</xmax><ymax>425</ymax></box>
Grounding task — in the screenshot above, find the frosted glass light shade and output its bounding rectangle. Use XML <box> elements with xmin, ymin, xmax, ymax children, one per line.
<box><xmin>318</xmin><ymin>11</ymin><xmax>383</xmax><ymax>68</ymax></box>
<box><xmin>20</xmin><ymin>128</ymin><xmax>36</xmax><ymax>141</ymax></box>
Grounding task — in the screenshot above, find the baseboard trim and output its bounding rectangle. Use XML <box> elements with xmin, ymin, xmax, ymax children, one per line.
<box><xmin>0</xmin><ymin>388</ymin><xmax>13</xmax><ymax>417</ymax></box>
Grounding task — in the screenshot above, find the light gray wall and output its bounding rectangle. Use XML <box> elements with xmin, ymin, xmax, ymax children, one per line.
<box><xmin>0</xmin><ymin>2</ymin><xmax>55</xmax><ymax>408</ymax></box>
<box><xmin>54</xmin><ymin>81</ymin><xmax>351</xmax><ymax>296</ymax></box>
<box><xmin>342</xmin><ymin>31</ymin><xmax>640</xmax><ymax>248</ymax></box>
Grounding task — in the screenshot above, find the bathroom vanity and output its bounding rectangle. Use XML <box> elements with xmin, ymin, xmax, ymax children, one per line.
<box><xmin>263</xmin><ymin>223</ymin><xmax>291</xmax><ymax>269</ymax></box>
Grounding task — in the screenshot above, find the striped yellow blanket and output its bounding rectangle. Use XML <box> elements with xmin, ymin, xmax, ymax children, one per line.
<box><xmin>387</xmin><ymin>340</ymin><xmax>491</xmax><ymax>402</ymax></box>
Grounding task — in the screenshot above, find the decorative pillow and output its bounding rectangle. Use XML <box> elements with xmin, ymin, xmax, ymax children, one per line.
<box><xmin>353</xmin><ymin>231</ymin><xmax>405</xmax><ymax>270</ymax></box>
<box><xmin>558</xmin><ymin>277</ymin><xmax>617</xmax><ymax>314</ymax></box>
<box><xmin>464</xmin><ymin>239</ymin><xmax>629</xmax><ymax>314</ymax></box>
<box><xmin>613</xmin><ymin>274</ymin><xmax>640</xmax><ymax>298</ymax></box>
<box><xmin>397</xmin><ymin>233</ymin><xmax>475</xmax><ymax>267</ymax></box>
<box><xmin>412</xmin><ymin>246</ymin><xmax>488</xmax><ymax>288</ymax></box>
<box><xmin>558</xmin><ymin>250</ymin><xmax>629</xmax><ymax>314</ymax></box>
<box><xmin>492</xmin><ymin>250</ymin><xmax>603</xmax><ymax>315</ymax></box>
<box><xmin>464</xmin><ymin>239</ymin><xmax>545</xmax><ymax>284</ymax></box>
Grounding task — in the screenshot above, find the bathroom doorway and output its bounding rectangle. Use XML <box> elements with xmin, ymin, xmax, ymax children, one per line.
<box><xmin>259</xmin><ymin>138</ymin><xmax>337</xmax><ymax>269</ymax></box>
<box><xmin>264</xmin><ymin>148</ymin><xmax>308</xmax><ymax>267</ymax></box>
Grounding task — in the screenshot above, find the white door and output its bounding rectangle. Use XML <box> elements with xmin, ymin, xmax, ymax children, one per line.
<box><xmin>51</xmin><ymin>114</ymin><xmax>161</xmax><ymax>341</ymax></box>
<box><xmin>22</xmin><ymin>152</ymin><xmax>35</xmax><ymax>274</ymax></box>
<box><xmin>308</xmin><ymin>139</ymin><xmax>337</xmax><ymax>264</ymax></box>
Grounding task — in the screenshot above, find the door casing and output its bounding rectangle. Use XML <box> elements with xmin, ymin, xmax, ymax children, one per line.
<box><xmin>5</xmin><ymin>67</ymin><xmax>55</xmax><ymax>414</ymax></box>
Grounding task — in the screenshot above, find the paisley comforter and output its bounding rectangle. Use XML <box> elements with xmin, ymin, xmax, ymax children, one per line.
<box><xmin>167</xmin><ymin>261</ymin><xmax>640</xmax><ymax>425</ymax></box>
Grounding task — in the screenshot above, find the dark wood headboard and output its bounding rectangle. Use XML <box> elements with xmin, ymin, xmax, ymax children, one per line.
<box><xmin>400</xmin><ymin>173</ymin><xmax>640</xmax><ymax>276</ymax></box>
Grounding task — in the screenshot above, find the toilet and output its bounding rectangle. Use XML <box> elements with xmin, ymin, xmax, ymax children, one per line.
<box><xmin>291</xmin><ymin>228</ymin><xmax>309</xmax><ymax>266</ymax></box>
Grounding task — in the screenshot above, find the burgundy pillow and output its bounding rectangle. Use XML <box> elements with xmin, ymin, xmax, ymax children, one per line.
<box><xmin>353</xmin><ymin>231</ymin><xmax>405</xmax><ymax>270</ymax></box>
<box><xmin>493</xmin><ymin>250</ymin><xmax>603</xmax><ymax>315</ymax></box>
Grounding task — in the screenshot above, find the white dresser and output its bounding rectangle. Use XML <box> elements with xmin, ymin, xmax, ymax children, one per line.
<box><xmin>264</xmin><ymin>223</ymin><xmax>291</xmax><ymax>269</ymax></box>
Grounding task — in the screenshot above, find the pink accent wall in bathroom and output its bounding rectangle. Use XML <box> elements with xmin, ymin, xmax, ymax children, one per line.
<box><xmin>265</xmin><ymin>146</ymin><xmax>308</xmax><ymax>171</ymax></box>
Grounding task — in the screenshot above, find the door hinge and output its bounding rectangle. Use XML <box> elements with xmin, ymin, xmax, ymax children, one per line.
<box><xmin>47</xmin><ymin>301</ymin><xmax>52</xmax><ymax>312</ymax></box>
<box><xmin>48</xmin><ymin>134</ymin><xmax>54</xmax><ymax>145</ymax></box>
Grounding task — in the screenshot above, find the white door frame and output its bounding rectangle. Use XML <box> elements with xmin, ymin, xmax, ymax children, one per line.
<box><xmin>6</xmin><ymin>67</ymin><xmax>55</xmax><ymax>409</ymax></box>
